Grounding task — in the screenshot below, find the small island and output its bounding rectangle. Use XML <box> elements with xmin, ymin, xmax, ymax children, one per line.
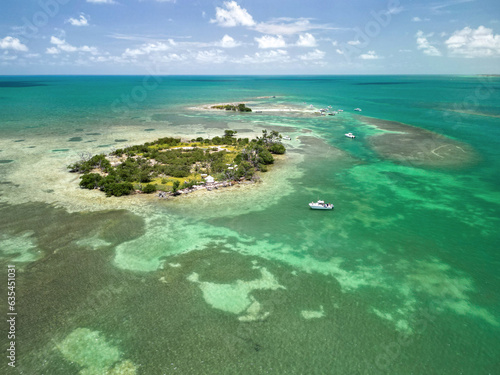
<box><xmin>210</xmin><ymin>103</ymin><xmax>252</xmax><ymax>112</ymax></box>
<box><xmin>68</xmin><ymin>130</ymin><xmax>286</xmax><ymax>197</ymax></box>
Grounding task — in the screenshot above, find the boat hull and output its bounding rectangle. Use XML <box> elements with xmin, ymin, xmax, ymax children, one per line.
<box><xmin>309</xmin><ymin>204</ymin><xmax>334</xmax><ymax>210</ymax></box>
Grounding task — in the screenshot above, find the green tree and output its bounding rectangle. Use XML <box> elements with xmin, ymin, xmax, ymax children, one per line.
<box><xmin>224</xmin><ymin>130</ymin><xmax>237</xmax><ymax>138</ymax></box>
<box><xmin>142</xmin><ymin>184</ymin><xmax>157</xmax><ymax>194</ymax></box>
<box><xmin>236</xmin><ymin>161</ymin><xmax>254</xmax><ymax>179</ymax></box>
<box><xmin>258</xmin><ymin>148</ymin><xmax>274</xmax><ymax>165</ymax></box>
<box><xmin>269</xmin><ymin>143</ymin><xmax>286</xmax><ymax>154</ymax></box>
<box><xmin>172</xmin><ymin>180</ymin><xmax>180</xmax><ymax>194</ymax></box>
<box><xmin>79</xmin><ymin>173</ymin><xmax>103</xmax><ymax>190</ymax></box>
<box><xmin>237</xmin><ymin>103</ymin><xmax>252</xmax><ymax>112</ymax></box>
<box><xmin>102</xmin><ymin>182</ymin><xmax>134</xmax><ymax>197</ymax></box>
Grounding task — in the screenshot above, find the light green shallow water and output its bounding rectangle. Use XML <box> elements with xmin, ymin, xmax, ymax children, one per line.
<box><xmin>0</xmin><ymin>76</ymin><xmax>499</xmax><ymax>374</ymax></box>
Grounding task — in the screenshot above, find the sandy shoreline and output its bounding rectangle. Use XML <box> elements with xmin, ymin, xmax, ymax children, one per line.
<box><xmin>187</xmin><ymin>99</ymin><xmax>325</xmax><ymax>116</ymax></box>
<box><xmin>0</xmin><ymin>119</ymin><xmax>306</xmax><ymax>215</ymax></box>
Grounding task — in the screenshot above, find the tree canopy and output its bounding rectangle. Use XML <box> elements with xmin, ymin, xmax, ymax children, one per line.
<box><xmin>69</xmin><ymin>129</ymin><xmax>286</xmax><ymax>197</ymax></box>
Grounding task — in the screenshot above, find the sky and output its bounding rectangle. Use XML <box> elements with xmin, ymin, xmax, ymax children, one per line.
<box><xmin>0</xmin><ymin>0</ymin><xmax>499</xmax><ymax>74</ymax></box>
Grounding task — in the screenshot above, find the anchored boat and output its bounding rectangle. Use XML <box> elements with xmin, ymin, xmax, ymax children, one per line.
<box><xmin>309</xmin><ymin>200</ymin><xmax>334</xmax><ymax>210</ymax></box>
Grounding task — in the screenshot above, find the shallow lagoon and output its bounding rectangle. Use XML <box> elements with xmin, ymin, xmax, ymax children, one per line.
<box><xmin>0</xmin><ymin>76</ymin><xmax>499</xmax><ymax>374</ymax></box>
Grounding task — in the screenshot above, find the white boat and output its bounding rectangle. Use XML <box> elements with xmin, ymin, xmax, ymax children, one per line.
<box><xmin>354</xmin><ymin>108</ymin><xmax>362</xmax><ymax>112</ymax></box>
<box><xmin>309</xmin><ymin>200</ymin><xmax>334</xmax><ymax>210</ymax></box>
<box><xmin>338</xmin><ymin>109</ymin><xmax>343</xmax><ymax>112</ymax></box>
<box><xmin>345</xmin><ymin>132</ymin><xmax>356</xmax><ymax>138</ymax></box>
<box><xmin>282</xmin><ymin>136</ymin><xmax>291</xmax><ymax>140</ymax></box>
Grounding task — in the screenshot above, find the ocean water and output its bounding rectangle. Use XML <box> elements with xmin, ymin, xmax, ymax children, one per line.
<box><xmin>0</xmin><ymin>75</ymin><xmax>499</xmax><ymax>374</ymax></box>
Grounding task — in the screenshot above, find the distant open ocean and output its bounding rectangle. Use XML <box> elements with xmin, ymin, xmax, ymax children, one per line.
<box><xmin>0</xmin><ymin>75</ymin><xmax>499</xmax><ymax>374</ymax></box>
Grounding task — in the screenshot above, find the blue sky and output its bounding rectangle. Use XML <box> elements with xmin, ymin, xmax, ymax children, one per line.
<box><xmin>0</xmin><ymin>0</ymin><xmax>499</xmax><ymax>74</ymax></box>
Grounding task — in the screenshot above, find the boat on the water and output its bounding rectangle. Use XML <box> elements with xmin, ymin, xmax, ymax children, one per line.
<box><xmin>345</xmin><ymin>132</ymin><xmax>356</xmax><ymax>138</ymax></box>
<box><xmin>354</xmin><ymin>108</ymin><xmax>362</xmax><ymax>112</ymax></box>
<box><xmin>309</xmin><ymin>200</ymin><xmax>334</xmax><ymax>210</ymax></box>
<box><xmin>282</xmin><ymin>136</ymin><xmax>291</xmax><ymax>140</ymax></box>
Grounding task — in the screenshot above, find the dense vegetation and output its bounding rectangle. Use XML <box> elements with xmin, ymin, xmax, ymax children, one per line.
<box><xmin>68</xmin><ymin>130</ymin><xmax>286</xmax><ymax>197</ymax></box>
<box><xmin>210</xmin><ymin>103</ymin><xmax>252</xmax><ymax>112</ymax></box>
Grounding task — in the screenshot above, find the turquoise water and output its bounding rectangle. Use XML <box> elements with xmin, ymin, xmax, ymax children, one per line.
<box><xmin>0</xmin><ymin>76</ymin><xmax>499</xmax><ymax>374</ymax></box>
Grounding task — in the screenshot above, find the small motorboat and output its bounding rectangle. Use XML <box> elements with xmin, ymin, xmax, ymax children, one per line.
<box><xmin>309</xmin><ymin>200</ymin><xmax>334</xmax><ymax>210</ymax></box>
<box><xmin>282</xmin><ymin>136</ymin><xmax>291</xmax><ymax>140</ymax></box>
<box><xmin>345</xmin><ymin>132</ymin><xmax>356</xmax><ymax>138</ymax></box>
<box><xmin>354</xmin><ymin>108</ymin><xmax>362</xmax><ymax>112</ymax></box>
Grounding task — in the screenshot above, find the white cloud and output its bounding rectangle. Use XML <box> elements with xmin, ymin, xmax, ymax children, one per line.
<box><xmin>412</xmin><ymin>16</ymin><xmax>430</xmax><ymax>22</ymax></box>
<box><xmin>331</xmin><ymin>40</ymin><xmax>338</xmax><ymax>47</ymax></box>
<box><xmin>359</xmin><ymin>50</ymin><xmax>380</xmax><ymax>59</ymax></box>
<box><xmin>48</xmin><ymin>36</ymin><xmax>98</xmax><ymax>55</ymax></box>
<box><xmin>123</xmin><ymin>42</ymin><xmax>170</xmax><ymax>58</ymax></box>
<box><xmin>255</xmin><ymin>18</ymin><xmax>334</xmax><ymax>35</ymax></box>
<box><xmin>296</xmin><ymin>33</ymin><xmax>317</xmax><ymax>47</ymax></box>
<box><xmin>67</xmin><ymin>14</ymin><xmax>89</xmax><ymax>27</ymax></box>
<box><xmin>86</xmin><ymin>0</ymin><xmax>116</xmax><ymax>4</ymax></box>
<box><xmin>196</xmin><ymin>49</ymin><xmax>227</xmax><ymax>63</ymax></box>
<box><xmin>336</xmin><ymin>49</ymin><xmax>344</xmax><ymax>55</ymax></box>
<box><xmin>0</xmin><ymin>36</ymin><xmax>28</xmax><ymax>51</ymax></box>
<box><xmin>156</xmin><ymin>36</ymin><xmax>239</xmax><ymax>49</ymax></box>
<box><xmin>298</xmin><ymin>49</ymin><xmax>325</xmax><ymax>60</ymax></box>
<box><xmin>348</xmin><ymin>40</ymin><xmax>361</xmax><ymax>46</ymax></box>
<box><xmin>211</xmin><ymin>1</ymin><xmax>255</xmax><ymax>27</ymax></box>
<box><xmin>255</xmin><ymin>35</ymin><xmax>286</xmax><ymax>49</ymax></box>
<box><xmin>445</xmin><ymin>26</ymin><xmax>500</xmax><ymax>57</ymax></box>
<box><xmin>160</xmin><ymin>53</ymin><xmax>186</xmax><ymax>62</ymax></box>
<box><xmin>218</xmin><ymin>34</ymin><xmax>240</xmax><ymax>48</ymax></box>
<box><xmin>235</xmin><ymin>49</ymin><xmax>289</xmax><ymax>64</ymax></box>
<box><xmin>0</xmin><ymin>53</ymin><xmax>17</xmax><ymax>61</ymax></box>
<box><xmin>416</xmin><ymin>30</ymin><xmax>442</xmax><ymax>56</ymax></box>
<box><xmin>386</xmin><ymin>6</ymin><xmax>404</xmax><ymax>15</ymax></box>
<box><xmin>50</xmin><ymin>36</ymin><xmax>65</xmax><ymax>45</ymax></box>
<box><xmin>79</xmin><ymin>45</ymin><xmax>98</xmax><ymax>53</ymax></box>
<box><xmin>46</xmin><ymin>47</ymin><xmax>60</xmax><ymax>54</ymax></box>
<box><xmin>210</xmin><ymin>2</ymin><xmax>335</xmax><ymax>37</ymax></box>
<box><xmin>430</xmin><ymin>0</ymin><xmax>474</xmax><ymax>15</ymax></box>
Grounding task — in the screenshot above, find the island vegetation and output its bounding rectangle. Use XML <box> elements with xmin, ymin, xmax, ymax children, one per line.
<box><xmin>210</xmin><ymin>103</ymin><xmax>252</xmax><ymax>112</ymax></box>
<box><xmin>68</xmin><ymin>130</ymin><xmax>286</xmax><ymax>197</ymax></box>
